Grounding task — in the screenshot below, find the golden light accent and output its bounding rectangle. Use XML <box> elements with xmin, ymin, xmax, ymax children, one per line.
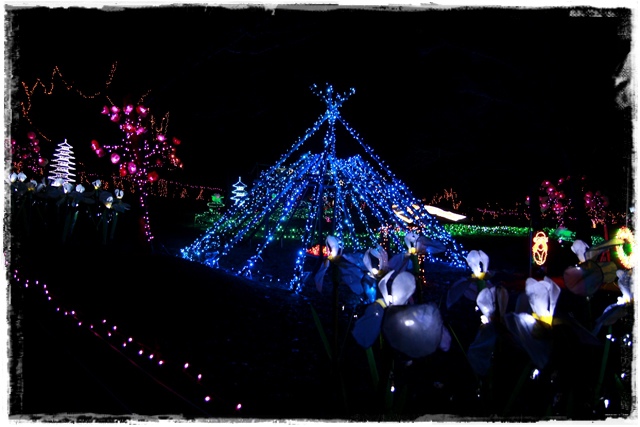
<box><xmin>532</xmin><ymin>231</ymin><xmax>548</xmax><ymax>266</ymax></box>
<box><xmin>306</xmin><ymin>244</ymin><xmax>330</xmax><ymax>257</ymax></box>
<box><xmin>20</xmin><ymin>63</ymin><xmax>118</xmax><ymax>142</ymax></box>
<box><xmin>428</xmin><ymin>188</ymin><xmax>462</xmax><ymax>210</ymax></box>
<box><xmin>532</xmin><ymin>312</ymin><xmax>553</xmax><ymax>326</ymax></box>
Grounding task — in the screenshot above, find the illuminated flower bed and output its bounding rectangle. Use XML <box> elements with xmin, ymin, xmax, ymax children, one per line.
<box><xmin>9</xmin><ymin>210</ymin><xmax>635</xmax><ymax>421</ymax></box>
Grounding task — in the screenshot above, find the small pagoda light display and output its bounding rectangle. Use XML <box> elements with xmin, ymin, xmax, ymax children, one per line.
<box><xmin>230</xmin><ymin>177</ymin><xmax>249</xmax><ymax>206</ymax></box>
<box><xmin>47</xmin><ymin>139</ymin><xmax>76</xmax><ymax>184</ymax></box>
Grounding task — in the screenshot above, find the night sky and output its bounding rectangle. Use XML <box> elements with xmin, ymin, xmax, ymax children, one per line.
<box><xmin>5</xmin><ymin>3</ymin><xmax>635</xmax><ymax>212</ymax></box>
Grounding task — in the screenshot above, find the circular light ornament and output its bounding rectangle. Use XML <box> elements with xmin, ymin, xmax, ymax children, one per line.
<box><xmin>614</xmin><ymin>226</ymin><xmax>635</xmax><ymax>269</ymax></box>
<box><xmin>127</xmin><ymin>162</ymin><xmax>137</xmax><ymax>174</ymax></box>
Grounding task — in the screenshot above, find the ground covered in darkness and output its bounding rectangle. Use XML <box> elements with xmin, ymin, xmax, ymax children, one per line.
<box><xmin>6</xmin><ymin>197</ymin><xmax>635</xmax><ymax>422</ymax></box>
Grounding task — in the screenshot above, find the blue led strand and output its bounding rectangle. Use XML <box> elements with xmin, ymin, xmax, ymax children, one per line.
<box><xmin>345</xmin><ymin>190</ymin><xmax>379</xmax><ymax>250</ymax></box>
<box><xmin>182</xmin><ymin>156</ymin><xmax>316</xmax><ymax>260</ymax></box>
<box><xmin>239</xmin><ymin>166</ymin><xmax>317</xmax><ymax>276</ymax></box>
<box><xmin>289</xmin><ymin>179</ymin><xmax>325</xmax><ymax>292</ymax></box>
<box><xmin>343</xmin><ymin>156</ymin><xmax>407</xmax><ymax>251</ymax></box>
<box><xmin>187</xmin><ymin>153</ymin><xmax>324</xmax><ymax>271</ymax></box>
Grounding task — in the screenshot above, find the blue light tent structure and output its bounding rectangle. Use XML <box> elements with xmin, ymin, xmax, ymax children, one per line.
<box><xmin>181</xmin><ymin>83</ymin><xmax>467</xmax><ymax>291</ymax></box>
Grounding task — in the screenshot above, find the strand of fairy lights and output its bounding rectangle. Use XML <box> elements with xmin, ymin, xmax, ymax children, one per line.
<box><xmin>83</xmin><ymin>173</ymin><xmax>223</xmax><ymax>199</ymax></box>
<box><xmin>11</xmin><ymin>268</ymin><xmax>244</xmax><ymax>415</ymax></box>
<box><xmin>228</xmin><ymin>167</ymin><xmax>307</xmax><ymax>254</ymax></box>
<box><xmin>238</xmin><ymin>169</ymin><xmax>312</xmax><ymax>276</ymax></box>
<box><xmin>428</xmin><ymin>189</ymin><xmax>462</xmax><ymax>210</ymax></box>
<box><xmin>474</xmin><ymin>205</ymin><xmax>626</xmax><ymax>226</ymax></box>
<box><xmin>290</xmin><ymin>177</ymin><xmax>326</xmax><ymax>292</ymax></box>
<box><xmin>19</xmin><ymin>63</ymin><xmax>118</xmax><ymax>143</ymax></box>
<box><xmin>186</xmin><ymin>154</ymin><xmax>321</xmax><ymax>265</ymax></box>
<box><xmin>219</xmin><ymin>222</ymin><xmax>609</xmax><ymax>247</ymax></box>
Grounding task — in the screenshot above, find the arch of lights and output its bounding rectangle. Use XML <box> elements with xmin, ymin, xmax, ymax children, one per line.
<box><xmin>180</xmin><ymin>83</ymin><xmax>467</xmax><ymax>291</ymax></box>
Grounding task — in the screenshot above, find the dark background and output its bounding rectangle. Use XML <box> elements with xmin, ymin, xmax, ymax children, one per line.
<box><xmin>5</xmin><ymin>4</ymin><xmax>635</xmax><ymax>212</ymax></box>
<box><xmin>4</xmin><ymin>4</ymin><xmax>637</xmax><ymax>420</ymax></box>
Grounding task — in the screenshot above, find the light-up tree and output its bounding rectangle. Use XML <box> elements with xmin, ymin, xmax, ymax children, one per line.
<box><xmin>538</xmin><ymin>177</ymin><xmax>571</xmax><ymax>229</ymax></box>
<box><xmin>47</xmin><ymin>139</ymin><xmax>76</xmax><ymax>184</ymax></box>
<box><xmin>584</xmin><ymin>189</ymin><xmax>610</xmax><ymax>228</ymax></box>
<box><xmin>91</xmin><ymin>102</ymin><xmax>183</xmax><ymax>243</ymax></box>
<box><xmin>9</xmin><ymin>131</ymin><xmax>49</xmax><ymax>177</ymax></box>
<box><xmin>528</xmin><ymin>175</ymin><xmax>621</xmax><ymax>246</ymax></box>
<box><xmin>181</xmin><ymin>83</ymin><xmax>467</xmax><ymax>291</ymax></box>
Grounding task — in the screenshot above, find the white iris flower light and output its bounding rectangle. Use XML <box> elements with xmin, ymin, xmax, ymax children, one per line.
<box><xmin>571</xmin><ymin>240</ymin><xmax>590</xmax><ymax>263</ymax></box>
<box><xmin>378</xmin><ymin>270</ymin><xmax>416</xmax><ymax>306</ymax></box>
<box><xmin>501</xmin><ymin>277</ymin><xmax>561</xmax><ymax>369</ymax></box>
<box><xmin>404</xmin><ymin>231</ymin><xmax>420</xmax><ymax>255</ymax></box>
<box><xmin>616</xmin><ymin>269</ymin><xmax>633</xmax><ymax>305</ymax></box>
<box><xmin>476</xmin><ymin>286</ymin><xmax>509</xmax><ymax>325</ymax></box>
<box><xmin>447</xmin><ymin>250</ymin><xmax>493</xmax><ymax>308</ymax></box>
<box><xmin>526</xmin><ymin>276</ymin><xmax>561</xmax><ymax>326</ymax></box>
<box><xmin>325</xmin><ymin>235</ymin><xmax>343</xmax><ymax>261</ymax></box>
<box><xmin>363</xmin><ymin>245</ymin><xmax>389</xmax><ymax>278</ymax></box>
<box><xmin>62</xmin><ymin>182</ymin><xmax>74</xmax><ymax>194</ymax></box>
<box><xmin>466</xmin><ymin>285</ymin><xmax>509</xmax><ymax>375</ymax></box>
<box><xmin>404</xmin><ymin>231</ymin><xmax>446</xmax><ymax>256</ymax></box>
<box><xmin>467</xmin><ymin>250</ymin><xmax>490</xmax><ymax>280</ymax></box>
<box><xmin>593</xmin><ymin>269</ymin><xmax>635</xmax><ymax>335</ymax></box>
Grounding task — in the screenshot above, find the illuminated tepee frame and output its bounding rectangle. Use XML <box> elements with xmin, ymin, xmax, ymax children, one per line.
<box><xmin>181</xmin><ymin>83</ymin><xmax>467</xmax><ymax>291</ymax></box>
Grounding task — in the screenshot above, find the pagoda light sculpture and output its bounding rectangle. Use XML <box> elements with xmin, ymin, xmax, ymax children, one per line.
<box><xmin>230</xmin><ymin>176</ymin><xmax>249</xmax><ymax>206</ymax></box>
<box><xmin>47</xmin><ymin>139</ymin><xmax>76</xmax><ymax>184</ymax></box>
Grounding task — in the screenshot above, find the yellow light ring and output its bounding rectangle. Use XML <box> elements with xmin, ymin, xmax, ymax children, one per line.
<box><xmin>532</xmin><ymin>231</ymin><xmax>549</xmax><ymax>266</ymax></box>
<box><xmin>614</xmin><ymin>226</ymin><xmax>635</xmax><ymax>269</ymax></box>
